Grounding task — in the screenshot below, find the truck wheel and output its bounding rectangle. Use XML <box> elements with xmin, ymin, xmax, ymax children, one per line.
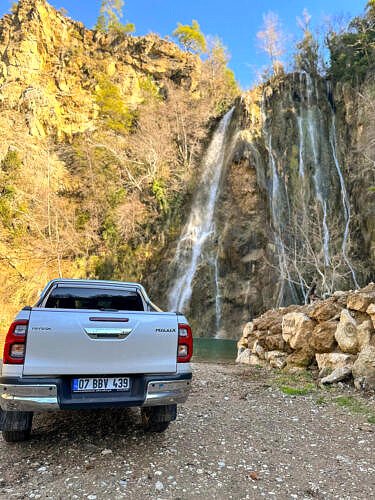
<box><xmin>1</xmin><ymin>411</ymin><xmax>33</xmax><ymax>443</ymax></box>
<box><xmin>141</xmin><ymin>404</ymin><xmax>177</xmax><ymax>433</ymax></box>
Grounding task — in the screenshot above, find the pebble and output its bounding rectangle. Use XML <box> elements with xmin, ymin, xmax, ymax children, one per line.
<box><xmin>155</xmin><ymin>481</ymin><xmax>164</xmax><ymax>491</ymax></box>
<box><xmin>101</xmin><ymin>449</ymin><xmax>113</xmax><ymax>456</ymax></box>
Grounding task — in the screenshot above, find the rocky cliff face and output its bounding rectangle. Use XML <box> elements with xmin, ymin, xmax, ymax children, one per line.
<box><xmin>166</xmin><ymin>73</ymin><xmax>374</xmax><ymax>338</ymax></box>
<box><xmin>0</xmin><ymin>0</ymin><xmax>199</xmax><ymax>142</ymax></box>
<box><xmin>0</xmin><ymin>0</ymin><xmax>205</xmax><ymax>337</ymax></box>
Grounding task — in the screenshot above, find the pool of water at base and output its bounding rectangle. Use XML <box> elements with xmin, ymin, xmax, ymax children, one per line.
<box><xmin>192</xmin><ymin>338</ymin><xmax>237</xmax><ymax>363</ymax></box>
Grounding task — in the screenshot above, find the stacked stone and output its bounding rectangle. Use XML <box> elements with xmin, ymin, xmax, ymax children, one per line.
<box><xmin>236</xmin><ymin>283</ymin><xmax>375</xmax><ymax>390</ymax></box>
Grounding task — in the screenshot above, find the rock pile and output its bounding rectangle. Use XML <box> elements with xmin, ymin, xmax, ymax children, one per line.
<box><xmin>236</xmin><ymin>284</ymin><xmax>375</xmax><ymax>390</ymax></box>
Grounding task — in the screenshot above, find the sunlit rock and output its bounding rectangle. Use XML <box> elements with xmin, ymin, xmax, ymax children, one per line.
<box><xmin>352</xmin><ymin>346</ymin><xmax>375</xmax><ymax>390</ymax></box>
<box><xmin>335</xmin><ymin>310</ymin><xmax>359</xmax><ymax>354</ymax></box>
<box><xmin>282</xmin><ymin>312</ymin><xmax>315</xmax><ymax>350</ymax></box>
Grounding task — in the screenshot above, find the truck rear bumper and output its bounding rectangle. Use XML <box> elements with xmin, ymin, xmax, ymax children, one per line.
<box><xmin>142</xmin><ymin>379</ymin><xmax>191</xmax><ymax>406</ymax></box>
<box><xmin>0</xmin><ymin>384</ymin><xmax>59</xmax><ymax>411</ymax></box>
<box><xmin>0</xmin><ymin>373</ymin><xmax>192</xmax><ymax>412</ymax></box>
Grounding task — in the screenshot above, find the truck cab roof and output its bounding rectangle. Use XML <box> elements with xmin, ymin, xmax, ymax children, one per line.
<box><xmin>37</xmin><ymin>279</ymin><xmax>152</xmax><ymax>309</ymax></box>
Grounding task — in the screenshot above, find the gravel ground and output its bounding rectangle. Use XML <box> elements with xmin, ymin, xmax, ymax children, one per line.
<box><xmin>0</xmin><ymin>363</ymin><xmax>374</xmax><ymax>499</ymax></box>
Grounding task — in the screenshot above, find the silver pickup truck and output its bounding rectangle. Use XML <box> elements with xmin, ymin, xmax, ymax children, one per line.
<box><xmin>0</xmin><ymin>279</ymin><xmax>192</xmax><ymax>442</ymax></box>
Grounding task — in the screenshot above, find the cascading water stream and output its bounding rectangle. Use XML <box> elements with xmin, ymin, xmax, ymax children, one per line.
<box><xmin>261</xmin><ymin>95</ymin><xmax>298</xmax><ymax>305</ymax></box>
<box><xmin>328</xmin><ymin>108</ymin><xmax>359</xmax><ymax>288</ymax></box>
<box><xmin>304</xmin><ymin>73</ymin><xmax>331</xmax><ymax>266</ymax></box>
<box><xmin>297</xmin><ymin>115</ymin><xmax>305</xmax><ymax>178</ymax></box>
<box><xmin>212</xmin><ymin>244</ymin><xmax>222</xmax><ymax>336</ymax></box>
<box><xmin>167</xmin><ymin>107</ymin><xmax>235</xmax><ymax>318</ymax></box>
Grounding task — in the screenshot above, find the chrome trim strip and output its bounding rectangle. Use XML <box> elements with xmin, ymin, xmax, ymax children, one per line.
<box><xmin>0</xmin><ymin>384</ymin><xmax>59</xmax><ymax>411</ymax></box>
<box><xmin>142</xmin><ymin>380</ymin><xmax>191</xmax><ymax>407</ymax></box>
<box><xmin>84</xmin><ymin>327</ymin><xmax>132</xmax><ymax>339</ymax></box>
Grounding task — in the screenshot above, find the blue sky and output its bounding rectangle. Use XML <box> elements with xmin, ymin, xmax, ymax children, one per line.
<box><xmin>0</xmin><ymin>0</ymin><xmax>368</xmax><ymax>88</ymax></box>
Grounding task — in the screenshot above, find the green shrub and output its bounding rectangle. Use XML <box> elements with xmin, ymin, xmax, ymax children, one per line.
<box><xmin>152</xmin><ymin>179</ymin><xmax>169</xmax><ymax>213</ymax></box>
<box><xmin>1</xmin><ymin>150</ymin><xmax>22</xmax><ymax>172</ymax></box>
<box><xmin>95</xmin><ymin>76</ymin><xmax>136</xmax><ymax>133</ymax></box>
<box><xmin>327</xmin><ymin>11</ymin><xmax>375</xmax><ymax>83</ymax></box>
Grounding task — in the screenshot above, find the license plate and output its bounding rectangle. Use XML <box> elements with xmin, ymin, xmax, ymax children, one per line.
<box><xmin>72</xmin><ymin>377</ymin><xmax>130</xmax><ymax>392</ymax></box>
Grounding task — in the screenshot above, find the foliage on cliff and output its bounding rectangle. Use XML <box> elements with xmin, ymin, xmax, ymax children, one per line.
<box><xmin>327</xmin><ymin>1</ymin><xmax>375</xmax><ymax>83</ymax></box>
<box><xmin>0</xmin><ymin>0</ymin><xmax>239</xmax><ymax>336</ymax></box>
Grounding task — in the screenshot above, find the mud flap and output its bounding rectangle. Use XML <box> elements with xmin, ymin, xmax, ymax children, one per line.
<box><xmin>143</xmin><ymin>404</ymin><xmax>177</xmax><ymax>423</ymax></box>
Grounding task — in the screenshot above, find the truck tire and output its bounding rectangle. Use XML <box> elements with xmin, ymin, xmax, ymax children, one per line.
<box><xmin>141</xmin><ymin>404</ymin><xmax>177</xmax><ymax>433</ymax></box>
<box><xmin>2</xmin><ymin>411</ymin><xmax>33</xmax><ymax>443</ymax></box>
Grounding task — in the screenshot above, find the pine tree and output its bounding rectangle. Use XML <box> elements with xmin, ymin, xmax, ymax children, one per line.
<box><xmin>173</xmin><ymin>20</ymin><xmax>207</xmax><ymax>54</ymax></box>
<box><xmin>295</xmin><ymin>9</ymin><xmax>319</xmax><ymax>74</ymax></box>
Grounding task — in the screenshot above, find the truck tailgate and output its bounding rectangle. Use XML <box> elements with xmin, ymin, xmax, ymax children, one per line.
<box><xmin>23</xmin><ymin>309</ymin><xmax>178</xmax><ymax>375</ymax></box>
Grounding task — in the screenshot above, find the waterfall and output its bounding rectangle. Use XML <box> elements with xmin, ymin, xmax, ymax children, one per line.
<box><xmin>262</xmin><ymin>72</ymin><xmax>359</xmax><ymax>303</ymax></box>
<box><xmin>167</xmin><ymin>107</ymin><xmax>235</xmax><ymax>317</ymax></box>
<box><xmin>328</xmin><ymin>109</ymin><xmax>359</xmax><ymax>288</ymax></box>
<box><xmin>261</xmin><ymin>95</ymin><xmax>298</xmax><ymax>305</ymax></box>
<box><xmin>305</xmin><ymin>73</ymin><xmax>331</xmax><ymax>266</ymax></box>
<box><xmin>213</xmin><ymin>244</ymin><xmax>223</xmax><ymax>337</ymax></box>
<box><xmin>297</xmin><ymin>115</ymin><xmax>305</xmax><ymax>177</ymax></box>
<box><xmin>294</xmin><ymin>74</ymin><xmax>359</xmax><ymax>294</ymax></box>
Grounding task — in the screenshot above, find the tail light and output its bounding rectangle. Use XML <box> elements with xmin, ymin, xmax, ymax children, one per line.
<box><xmin>3</xmin><ymin>320</ymin><xmax>28</xmax><ymax>364</ymax></box>
<box><xmin>177</xmin><ymin>323</ymin><xmax>193</xmax><ymax>363</ymax></box>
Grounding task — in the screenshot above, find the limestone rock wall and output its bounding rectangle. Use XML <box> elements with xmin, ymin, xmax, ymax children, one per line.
<box><xmin>207</xmin><ymin>74</ymin><xmax>375</xmax><ymax>338</ymax></box>
<box><xmin>237</xmin><ymin>283</ymin><xmax>375</xmax><ymax>390</ymax></box>
<box><xmin>0</xmin><ymin>0</ymin><xmax>199</xmax><ymax>141</ymax></box>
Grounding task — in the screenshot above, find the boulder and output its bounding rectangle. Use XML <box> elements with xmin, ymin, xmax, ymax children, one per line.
<box><xmin>352</xmin><ymin>346</ymin><xmax>375</xmax><ymax>390</ymax></box>
<box><xmin>252</xmin><ymin>306</ymin><xmax>301</xmax><ymax>335</ymax></box>
<box><xmin>357</xmin><ymin>320</ymin><xmax>374</xmax><ymax>350</ymax></box>
<box><xmin>236</xmin><ymin>348</ymin><xmax>251</xmax><ymax>364</ymax></box>
<box><xmin>333</xmin><ymin>290</ymin><xmax>349</xmax><ymax>308</ymax></box>
<box><xmin>347</xmin><ymin>291</ymin><xmax>375</xmax><ymax>313</ymax></box>
<box><xmin>367</xmin><ymin>303</ymin><xmax>375</xmax><ymax>329</ymax></box>
<box><xmin>253</xmin><ymin>310</ymin><xmax>283</xmax><ymax>335</ymax></box>
<box><xmin>335</xmin><ymin>310</ymin><xmax>359</xmax><ymax>354</ymax></box>
<box><xmin>282</xmin><ymin>313</ymin><xmax>315</xmax><ymax>350</ymax></box>
<box><xmin>242</xmin><ymin>321</ymin><xmax>254</xmax><ymax>338</ymax></box>
<box><xmin>320</xmin><ymin>366</ymin><xmax>352</xmax><ymax>385</ymax></box>
<box><xmin>315</xmin><ymin>352</ymin><xmax>356</xmax><ymax>371</ymax></box>
<box><xmin>249</xmin><ymin>354</ymin><xmax>267</xmax><ymax>367</ymax></box>
<box><xmin>265</xmin><ymin>350</ymin><xmax>287</xmax><ymax>369</ymax></box>
<box><xmin>286</xmin><ymin>348</ymin><xmax>315</xmax><ymax>368</ymax></box>
<box><xmin>307</xmin><ymin>298</ymin><xmax>342</xmax><ymax>322</ymax></box>
<box><xmin>252</xmin><ymin>340</ymin><xmax>265</xmax><ymax>360</ymax></box>
<box><xmin>359</xmin><ymin>283</ymin><xmax>375</xmax><ymax>294</ymax></box>
<box><xmin>310</xmin><ymin>320</ymin><xmax>338</xmax><ymax>353</ymax></box>
<box><xmin>247</xmin><ymin>337</ymin><xmax>257</xmax><ymax>351</ymax></box>
<box><xmin>265</xmin><ymin>334</ymin><xmax>289</xmax><ymax>352</ymax></box>
<box><xmin>237</xmin><ymin>337</ymin><xmax>248</xmax><ymax>350</ymax></box>
<box><xmin>352</xmin><ymin>310</ymin><xmax>372</xmax><ymax>324</ymax></box>
<box><xmin>256</xmin><ymin>331</ymin><xmax>288</xmax><ymax>352</ymax></box>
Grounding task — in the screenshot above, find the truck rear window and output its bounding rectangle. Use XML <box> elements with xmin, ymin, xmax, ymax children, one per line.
<box><xmin>44</xmin><ymin>287</ymin><xmax>144</xmax><ymax>311</ymax></box>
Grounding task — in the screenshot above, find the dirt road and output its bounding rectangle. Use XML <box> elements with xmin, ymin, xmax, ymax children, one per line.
<box><xmin>0</xmin><ymin>363</ymin><xmax>374</xmax><ymax>499</ymax></box>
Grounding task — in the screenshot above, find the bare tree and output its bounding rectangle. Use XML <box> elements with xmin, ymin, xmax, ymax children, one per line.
<box><xmin>272</xmin><ymin>198</ymin><xmax>359</xmax><ymax>304</ymax></box>
<box><xmin>257</xmin><ymin>12</ymin><xmax>286</xmax><ymax>74</ymax></box>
